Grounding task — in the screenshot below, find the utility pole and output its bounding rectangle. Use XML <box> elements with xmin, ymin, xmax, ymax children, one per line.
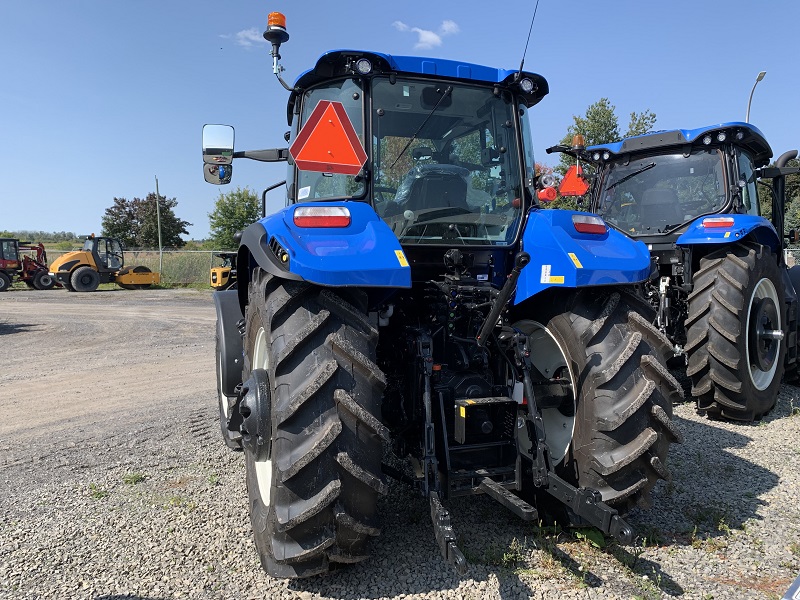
<box><xmin>154</xmin><ymin>176</ymin><xmax>164</xmax><ymax>275</ymax></box>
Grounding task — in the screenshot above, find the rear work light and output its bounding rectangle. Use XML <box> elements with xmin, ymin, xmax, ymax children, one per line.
<box><xmin>572</xmin><ymin>214</ymin><xmax>607</xmax><ymax>235</ymax></box>
<box><xmin>293</xmin><ymin>206</ymin><xmax>351</xmax><ymax>228</ymax></box>
<box><xmin>701</xmin><ymin>217</ymin><xmax>735</xmax><ymax>228</ymax></box>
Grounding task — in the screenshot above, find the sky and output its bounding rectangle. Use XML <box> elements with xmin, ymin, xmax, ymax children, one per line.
<box><xmin>2</xmin><ymin>1</ymin><xmax>798</xmax><ymax>241</ymax></box>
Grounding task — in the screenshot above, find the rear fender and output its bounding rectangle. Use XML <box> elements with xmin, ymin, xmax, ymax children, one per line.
<box><xmin>675</xmin><ymin>215</ymin><xmax>780</xmax><ymax>252</ymax></box>
<box><xmin>213</xmin><ymin>290</ymin><xmax>244</xmax><ymax>398</ymax></box>
<box><xmin>515</xmin><ymin>209</ymin><xmax>650</xmax><ymax>304</ymax></box>
<box><xmin>238</xmin><ymin>201</ymin><xmax>412</xmax><ymax>293</ymax></box>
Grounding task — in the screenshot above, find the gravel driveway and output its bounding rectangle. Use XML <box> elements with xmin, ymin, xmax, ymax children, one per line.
<box><xmin>1</xmin><ymin>288</ymin><xmax>799</xmax><ymax>599</ymax></box>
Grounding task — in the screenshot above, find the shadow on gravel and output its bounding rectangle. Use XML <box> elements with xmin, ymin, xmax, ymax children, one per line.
<box><xmin>0</xmin><ymin>321</ymin><xmax>36</xmax><ymax>335</ymax></box>
<box><xmin>630</xmin><ymin>405</ymin><xmax>782</xmax><ymax>550</ymax></box>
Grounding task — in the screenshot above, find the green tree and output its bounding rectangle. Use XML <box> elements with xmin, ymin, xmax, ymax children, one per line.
<box><xmin>208</xmin><ymin>186</ymin><xmax>261</xmax><ymax>249</ymax></box>
<box><xmin>101</xmin><ymin>198</ymin><xmax>138</xmax><ymax>247</ymax></box>
<box><xmin>101</xmin><ymin>194</ymin><xmax>191</xmax><ymax>248</ymax></box>
<box><xmin>137</xmin><ymin>193</ymin><xmax>191</xmax><ymax>248</ymax></box>
<box><xmin>548</xmin><ymin>98</ymin><xmax>657</xmax><ymax>211</ymax></box>
<box><xmin>557</xmin><ymin>98</ymin><xmax>657</xmax><ymax>175</ymax></box>
<box><xmin>626</xmin><ymin>109</ymin><xmax>657</xmax><ymax>138</ymax></box>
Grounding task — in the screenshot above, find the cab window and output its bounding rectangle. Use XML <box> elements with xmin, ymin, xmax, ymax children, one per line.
<box><xmin>294</xmin><ymin>78</ymin><xmax>366</xmax><ymax>201</ymax></box>
<box><xmin>736</xmin><ymin>149</ymin><xmax>760</xmax><ymax>216</ymax></box>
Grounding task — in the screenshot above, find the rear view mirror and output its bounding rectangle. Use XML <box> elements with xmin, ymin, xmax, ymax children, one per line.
<box><xmin>204</xmin><ymin>163</ymin><xmax>232</xmax><ymax>185</ymax></box>
<box><xmin>203</xmin><ymin>124</ymin><xmax>235</xmax><ymax>166</ymax></box>
<box><xmin>421</xmin><ymin>86</ymin><xmax>452</xmax><ymax>109</ymax></box>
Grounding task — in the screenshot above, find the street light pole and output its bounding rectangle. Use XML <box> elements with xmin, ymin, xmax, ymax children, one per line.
<box><xmin>745</xmin><ymin>71</ymin><xmax>766</xmax><ymax>123</ymax></box>
<box><xmin>154</xmin><ymin>176</ymin><xmax>163</xmax><ymax>275</ymax></box>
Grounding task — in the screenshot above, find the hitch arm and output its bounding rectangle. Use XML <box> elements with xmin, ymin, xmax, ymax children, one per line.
<box><xmin>546</xmin><ymin>472</ymin><xmax>634</xmax><ymax>545</ymax></box>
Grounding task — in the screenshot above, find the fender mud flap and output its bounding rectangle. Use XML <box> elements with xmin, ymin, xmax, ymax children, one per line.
<box><xmin>213</xmin><ymin>290</ymin><xmax>244</xmax><ymax>398</ymax></box>
<box><xmin>546</xmin><ymin>472</ymin><xmax>634</xmax><ymax>545</ymax></box>
<box><xmin>429</xmin><ymin>491</ymin><xmax>467</xmax><ymax>575</ymax></box>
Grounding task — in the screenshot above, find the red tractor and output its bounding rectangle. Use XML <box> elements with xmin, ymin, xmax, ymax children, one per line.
<box><xmin>0</xmin><ymin>239</ymin><xmax>57</xmax><ymax>291</ymax></box>
<box><xmin>18</xmin><ymin>242</ymin><xmax>57</xmax><ymax>290</ymax></box>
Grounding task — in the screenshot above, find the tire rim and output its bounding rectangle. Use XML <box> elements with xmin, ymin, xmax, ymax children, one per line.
<box><xmin>517</xmin><ymin>320</ymin><xmax>576</xmax><ymax>463</ymax></box>
<box><xmin>747</xmin><ymin>277</ymin><xmax>781</xmax><ymax>390</ymax></box>
<box><xmin>252</xmin><ymin>326</ymin><xmax>272</xmax><ymax>506</ymax></box>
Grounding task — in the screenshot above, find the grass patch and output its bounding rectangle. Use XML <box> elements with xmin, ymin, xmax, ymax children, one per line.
<box><xmin>122</xmin><ymin>472</ymin><xmax>147</xmax><ymax>485</ymax></box>
<box><xmin>89</xmin><ymin>483</ymin><xmax>109</xmax><ymax>500</ymax></box>
<box><xmin>164</xmin><ymin>495</ymin><xmax>196</xmax><ymax>511</ymax></box>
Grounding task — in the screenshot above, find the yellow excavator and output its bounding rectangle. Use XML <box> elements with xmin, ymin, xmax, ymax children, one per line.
<box><xmin>49</xmin><ymin>235</ymin><xmax>160</xmax><ymax>292</ymax></box>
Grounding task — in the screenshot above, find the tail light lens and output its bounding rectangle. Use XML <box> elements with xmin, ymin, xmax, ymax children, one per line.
<box><xmin>293</xmin><ymin>206</ymin><xmax>351</xmax><ymax>228</ymax></box>
<box><xmin>572</xmin><ymin>215</ymin><xmax>607</xmax><ymax>235</ymax></box>
<box><xmin>701</xmin><ymin>217</ymin><xmax>735</xmax><ymax>228</ymax></box>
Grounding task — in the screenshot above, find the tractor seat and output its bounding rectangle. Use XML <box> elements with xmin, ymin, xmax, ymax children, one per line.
<box><xmin>640</xmin><ymin>188</ymin><xmax>684</xmax><ymax>230</ymax></box>
<box><xmin>395</xmin><ymin>165</ymin><xmax>470</xmax><ymax>213</ymax></box>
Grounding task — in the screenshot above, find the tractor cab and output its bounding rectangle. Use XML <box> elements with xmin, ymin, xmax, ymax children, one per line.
<box><xmin>585</xmin><ymin>123</ymin><xmax>771</xmax><ymax>242</ymax></box>
<box><xmin>84</xmin><ymin>236</ymin><xmax>125</xmax><ymax>271</ymax></box>
<box><xmin>203</xmin><ymin>47</ymin><xmax>551</xmax><ymax>289</ymax></box>
<box><xmin>0</xmin><ymin>238</ymin><xmax>21</xmax><ymax>269</ymax></box>
<box><xmin>0</xmin><ymin>238</ymin><xmax>21</xmax><ymax>291</ymax></box>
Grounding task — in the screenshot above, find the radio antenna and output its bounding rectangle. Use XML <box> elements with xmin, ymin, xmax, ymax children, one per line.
<box><xmin>517</xmin><ymin>0</ymin><xmax>542</xmax><ymax>77</ymax></box>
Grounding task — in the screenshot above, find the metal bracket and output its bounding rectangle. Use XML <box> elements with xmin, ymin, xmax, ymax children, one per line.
<box><xmin>479</xmin><ymin>477</ymin><xmax>538</xmax><ymax>521</ymax></box>
<box><xmin>417</xmin><ymin>333</ymin><xmax>438</xmax><ymax>497</ymax></box>
<box><xmin>429</xmin><ymin>491</ymin><xmax>467</xmax><ymax>575</ymax></box>
<box><xmin>546</xmin><ymin>472</ymin><xmax>634</xmax><ymax>545</ymax></box>
<box><xmin>514</xmin><ymin>332</ymin><xmax>551</xmax><ymax>486</ymax></box>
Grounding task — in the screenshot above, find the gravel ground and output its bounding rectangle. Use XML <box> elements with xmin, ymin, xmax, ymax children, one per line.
<box><xmin>1</xmin><ymin>288</ymin><xmax>800</xmax><ymax>599</ymax></box>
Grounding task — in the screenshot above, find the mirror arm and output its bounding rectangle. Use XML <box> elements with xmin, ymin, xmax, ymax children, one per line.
<box><xmin>233</xmin><ymin>148</ymin><xmax>290</xmax><ymax>162</ymax></box>
<box><xmin>755</xmin><ymin>166</ymin><xmax>800</xmax><ymax>179</ymax></box>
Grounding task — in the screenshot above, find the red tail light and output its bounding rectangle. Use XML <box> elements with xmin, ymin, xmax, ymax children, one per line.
<box><xmin>293</xmin><ymin>206</ymin><xmax>351</xmax><ymax>228</ymax></box>
<box><xmin>701</xmin><ymin>217</ymin><xmax>735</xmax><ymax>228</ymax></box>
<box><xmin>572</xmin><ymin>215</ymin><xmax>607</xmax><ymax>235</ymax></box>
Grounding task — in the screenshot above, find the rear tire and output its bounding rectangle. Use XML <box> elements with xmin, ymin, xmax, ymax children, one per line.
<box><xmin>0</xmin><ymin>272</ymin><xmax>10</xmax><ymax>292</ymax></box>
<box><xmin>71</xmin><ymin>266</ymin><xmax>100</xmax><ymax>292</ymax></box>
<box><xmin>686</xmin><ymin>242</ymin><xmax>785</xmax><ymax>420</ymax></box>
<box><xmin>516</xmin><ymin>289</ymin><xmax>683</xmax><ymax>513</ymax></box>
<box><xmin>33</xmin><ymin>270</ymin><xmax>55</xmax><ymax>290</ymax></box>
<box><xmin>242</xmin><ymin>269</ymin><xmax>387</xmax><ymax>578</ymax></box>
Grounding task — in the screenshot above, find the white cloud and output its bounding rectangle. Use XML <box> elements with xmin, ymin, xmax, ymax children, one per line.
<box><xmin>393</xmin><ymin>20</ymin><xmax>460</xmax><ymax>50</ymax></box>
<box><xmin>412</xmin><ymin>28</ymin><xmax>442</xmax><ymax>50</ymax></box>
<box><xmin>234</xmin><ymin>28</ymin><xmax>267</xmax><ymax>48</ymax></box>
<box><xmin>439</xmin><ymin>20</ymin><xmax>459</xmax><ymax>36</ymax></box>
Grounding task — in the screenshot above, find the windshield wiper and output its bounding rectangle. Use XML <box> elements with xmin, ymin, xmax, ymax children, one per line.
<box><xmin>605</xmin><ymin>162</ymin><xmax>656</xmax><ymax>191</ymax></box>
<box><xmin>389</xmin><ymin>86</ymin><xmax>453</xmax><ymax>169</ymax></box>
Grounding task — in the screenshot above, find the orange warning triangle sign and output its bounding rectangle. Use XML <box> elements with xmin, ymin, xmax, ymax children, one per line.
<box><xmin>559</xmin><ymin>164</ymin><xmax>590</xmax><ymax>196</ymax></box>
<box><xmin>289</xmin><ymin>100</ymin><xmax>368</xmax><ymax>176</ymax></box>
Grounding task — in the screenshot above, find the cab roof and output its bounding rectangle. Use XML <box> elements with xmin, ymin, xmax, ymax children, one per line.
<box><xmin>286</xmin><ymin>50</ymin><xmax>549</xmax><ymax>124</ymax></box>
<box><xmin>587</xmin><ymin>122</ymin><xmax>773</xmax><ymax>167</ymax></box>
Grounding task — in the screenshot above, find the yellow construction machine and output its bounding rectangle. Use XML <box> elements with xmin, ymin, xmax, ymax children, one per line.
<box><xmin>49</xmin><ymin>235</ymin><xmax>160</xmax><ymax>292</ymax></box>
<box><xmin>210</xmin><ymin>251</ymin><xmax>237</xmax><ymax>290</ymax></box>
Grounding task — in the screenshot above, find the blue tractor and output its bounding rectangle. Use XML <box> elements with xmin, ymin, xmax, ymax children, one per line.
<box><xmin>205</xmin><ymin>12</ymin><xmax>682</xmax><ymax>578</ymax></box>
<box><xmin>548</xmin><ymin>123</ymin><xmax>800</xmax><ymax>421</ymax></box>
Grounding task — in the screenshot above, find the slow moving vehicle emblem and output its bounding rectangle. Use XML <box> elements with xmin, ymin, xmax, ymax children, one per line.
<box><xmin>289</xmin><ymin>100</ymin><xmax>368</xmax><ymax>175</ymax></box>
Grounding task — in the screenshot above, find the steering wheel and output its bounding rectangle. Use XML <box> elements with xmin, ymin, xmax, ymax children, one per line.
<box><xmin>374</xmin><ymin>186</ymin><xmax>397</xmax><ymax>204</ymax></box>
